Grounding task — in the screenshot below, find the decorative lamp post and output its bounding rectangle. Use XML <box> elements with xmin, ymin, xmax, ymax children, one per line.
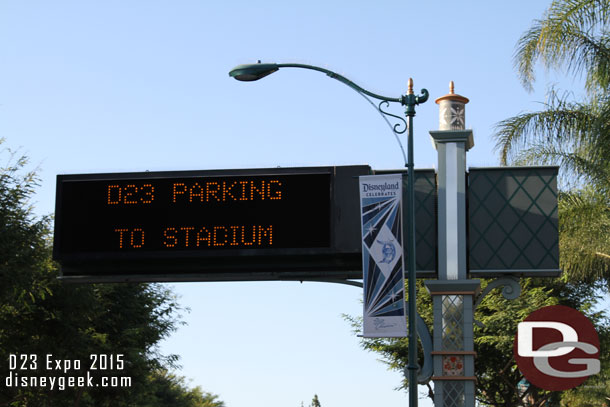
<box><xmin>229</xmin><ymin>62</ymin><xmax>428</xmax><ymax>406</ymax></box>
<box><xmin>425</xmin><ymin>82</ymin><xmax>479</xmax><ymax>407</ymax></box>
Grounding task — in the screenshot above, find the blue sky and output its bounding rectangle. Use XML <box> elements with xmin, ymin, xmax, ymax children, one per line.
<box><xmin>0</xmin><ymin>1</ymin><xmax>587</xmax><ymax>406</ymax></box>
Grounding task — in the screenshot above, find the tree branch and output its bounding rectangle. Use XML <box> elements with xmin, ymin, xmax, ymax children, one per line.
<box><xmin>426</xmin><ymin>383</ymin><xmax>434</xmax><ymax>401</ymax></box>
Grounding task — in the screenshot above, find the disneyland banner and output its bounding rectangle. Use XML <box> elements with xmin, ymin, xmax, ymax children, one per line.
<box><xmin>359</xmin><ymin>174</ymin><xmax>407</xmax><ymax>338</ymax></box>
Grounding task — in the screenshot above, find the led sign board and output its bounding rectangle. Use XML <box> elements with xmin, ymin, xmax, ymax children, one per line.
<box><xmin>54</xmin><ymin>166</ymin><xmax>370</xmax><ymax>282</ymax></box>
<box><xmin>58</xmin><ymin>174</ymin><xmax>329</xmax><ymax>254</ymax></box>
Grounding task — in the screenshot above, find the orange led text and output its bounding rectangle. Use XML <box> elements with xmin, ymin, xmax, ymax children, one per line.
<box><xmin>108</xmin><ymin>184</ymin><xmax>155</xmax><ymax>205</ymax></box>
<box><xmin>172</xmin><ymin>180</ymin><xmax>282</xmax><ymax>203</ymax></box>
<box><xmin>114</xmin><ymin>228</ymin><xmax>145</xmax><ymax>248</ymax></box>
<box><xmin>162</xmin><ymin>224</ymin><xmax>273</xmax><ymax>248</ymax></box>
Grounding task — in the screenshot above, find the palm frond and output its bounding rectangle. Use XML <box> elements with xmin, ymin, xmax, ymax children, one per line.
<box><xmin>514</xmin><ymin>0</ymin><xmax>610</xmax><ymax>91</ymax></box>
<box><xmin>584</xmin><ymin>32</ymin><xmax>610</xmax><ymax>91</ymax></box>
<box><xmin>510</xmin><ymin>141</ymin><xmax>610</xmax><ymax>192</ymax></box>
<box><xmin>558</xmin><ymin>188</ymin><xmax>610</xmax><ymax>286</ymax></box>
<box><xmin>494</xmin><ymin>96</ymin><xmax>595</xmax><ymax>164</ymax></box>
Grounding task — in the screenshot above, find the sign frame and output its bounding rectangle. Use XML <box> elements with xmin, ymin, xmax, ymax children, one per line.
<box><xmin>54</xmin><ymin>165</ymin><xmax>370</xmax><ymax>283</ymax></box>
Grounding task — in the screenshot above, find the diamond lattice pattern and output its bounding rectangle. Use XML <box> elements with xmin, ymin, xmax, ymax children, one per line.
<box><xmin>444</xmin><ymin>381</ymin><xmax>465</xmax><ymax>407</ymax></box>
<box><xmin>468</xmin><ymin>167</ymin><xmax>559</xmax><ymax>272</ymax></box>
<box><xmin>442</xmin><ymin>295</ymin><xmax>464</xmax><ymax>350</ymax></box>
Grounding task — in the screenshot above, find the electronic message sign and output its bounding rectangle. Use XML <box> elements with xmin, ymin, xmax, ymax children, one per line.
<box><xmin>54</xmin><ymin>165</ymin><xmax>370</xmax><ymax>282</ymax></box>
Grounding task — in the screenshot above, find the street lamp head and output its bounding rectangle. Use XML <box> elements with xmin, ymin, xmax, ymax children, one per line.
<box><xmin>228</xmin><ymin>62</ymin><xmax>279</xmax><ymax>81</ymax></box>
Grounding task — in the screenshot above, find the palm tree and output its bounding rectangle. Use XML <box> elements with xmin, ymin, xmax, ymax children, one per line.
<box><xmin>494</xmin><ymin>0</ymin><xmax>610</xmax><ymax>287</ymax></box>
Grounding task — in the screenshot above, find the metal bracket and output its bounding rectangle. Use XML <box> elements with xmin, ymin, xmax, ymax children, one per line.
<box><xmin>407</xmin><ymin>301</ymin><xmax>434</xmax><ymax>384</ymax></box>
<box><xmin>378</xmin><ymin>100</ymin><xmax>408</xmax><ymax>135</ymax></box>
<box><xmin>473</xmin><ymin>276</ymin><xmax>521</xmax><ymax>328</ymax></box>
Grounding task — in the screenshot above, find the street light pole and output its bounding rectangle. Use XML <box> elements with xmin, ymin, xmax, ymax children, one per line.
<box><xmin>229</xmin><ymin>62</ymin><xmax>428</xmax><ymax>406</ymax></box>
<box><xmin>404</xmin><ymin>78</ymin><xmax>421</xmax><ymax>407</ymax></box>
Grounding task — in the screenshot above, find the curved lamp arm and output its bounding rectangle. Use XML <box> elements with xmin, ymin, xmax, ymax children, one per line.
<box><xmin>229</xmin><ymin>59</ymin><xmax>429</xmax><ymax>407</ymax></box>
<box><xmin>279</xmin><ymin>63</ymin><xmax>402</xmax><ymax>103</ymax></box>
<box><xmin>229</xmin><ymin>62</ymin><xmax>428</xmax><ymax>107</ymax></box>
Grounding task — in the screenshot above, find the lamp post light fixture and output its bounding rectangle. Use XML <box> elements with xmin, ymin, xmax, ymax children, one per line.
<box><xmin>229</xmin><ymin>61</ymin><xmax>428</xmax><ymax>407</ymax></box>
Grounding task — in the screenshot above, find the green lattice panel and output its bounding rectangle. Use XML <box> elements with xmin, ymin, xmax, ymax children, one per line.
<box><xmin>468</xmin><ymin>167</ymin><xmax>560</xmax><ymax>277</ymax></box>
<box><xmin>375</xmin><ymin>169</ymin><xmax>437</xmax><ymax>277</ymax></box>
<box><xmin>413</xmin><ymin>170</ymin><xmax>437</xmax><ymax>274</ymax></box>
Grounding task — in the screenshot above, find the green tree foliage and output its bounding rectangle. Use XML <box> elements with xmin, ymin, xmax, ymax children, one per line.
<box><xmin>474</xmin><ymin>278</ymin><xmax>608</xmax><ymax>406</ymax></box>
<box><xmin>144</xmin><ymin>370</ymin><xmax>225</xmax><ymax>407</ymax></box>
<box><xmin>493</xmin><ymin>1</ymin><xmax>610</xmax><ymax>399</ymax></box>
<box><xmin>558</xmin><ymin>188</ymin><xmax>610</xmax><ymax>286</ymax></box>
<box><xmin>495</xmin><ymin>0</ymin><xmax>610</xmax><ymax>287</ymax></box>
<box><xmin>0</xmin><ymin>141</ymin><xmax>223</xmax><ymax>406</ymax></box>
<box><xmin>490</xmin><ymin>1</ymin><xmax>610</xmax><ymax>404</ymax></box>
<box><xmin>310</xmin><ymin>394</ymin><xmax>321</xmax><ymax>407</ymax></box>
<box><xmin>347</xmin><ymin>280</ymin><xmax>608</xmax><ymax>406</ymax></box>
<box><xmin>513</xmin><ymin>0</ymin><xmax>610</xmax><ymax>94</ymax></box>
